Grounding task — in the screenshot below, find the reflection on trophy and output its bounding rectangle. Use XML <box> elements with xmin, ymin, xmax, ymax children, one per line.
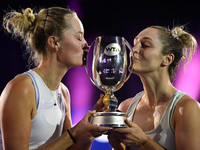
<box><xmin>85</xmin><ymin>36</ymin><xmax>134</xmax><ymax>127</ymax></box>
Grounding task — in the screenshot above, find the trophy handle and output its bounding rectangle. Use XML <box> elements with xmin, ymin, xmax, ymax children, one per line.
<box><xmin>122</xmin><ymin>37</ymin><xmax>134</xmax><ymax>83</ymax></box>
<box><xmin>85</xmin><ymin>38</ymin><xmax>99</xmax><ymax>88</ymax></box>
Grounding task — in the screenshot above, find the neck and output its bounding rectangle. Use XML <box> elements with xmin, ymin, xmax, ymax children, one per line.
<box><xmin>34</xmin><ymin>60</ymin><xmax>67</xmax><ymax>90</ymax></box>
<box><xmin>139</xmin><ymin>73</ymin><xmax>176</xmax><ymax>107</ymax></box>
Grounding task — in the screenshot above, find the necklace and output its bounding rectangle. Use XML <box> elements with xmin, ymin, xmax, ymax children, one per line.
<box><xmin>149</xmin><ymin>104</ymin><xmax>156</xmax><ymax>112</ymax></box>
<box><xmin>37</xmin><ymin>68</ymin><xmax>57</xmax><ymax>106</ymax></box>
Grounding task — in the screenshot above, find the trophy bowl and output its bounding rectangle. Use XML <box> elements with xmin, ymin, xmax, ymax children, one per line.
<box><xmin>85</xmin><ymin>36</ymin><xmax>134</xmax><ymax>127</ymax></box>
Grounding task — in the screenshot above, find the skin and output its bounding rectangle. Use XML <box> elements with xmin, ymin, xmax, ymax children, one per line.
<box><xmin>108</xmin><ymin>28</ymin><xmax>200</xmax><ymax>150</ymax></box>
<box><xmin>0</xmin><ymin>14</ymin><xmax>110</xmax><ymax>150</ymax></box>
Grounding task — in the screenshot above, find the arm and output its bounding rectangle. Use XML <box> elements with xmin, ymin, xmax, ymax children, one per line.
<box><xmin>108</xmin><ymin>98</ymin><xmax>165</xmax><ymax>150</ymax></box>
<box><xmin>60</xmin><ymin>83</ymin><xmax>92</xmax><ymax>150</ymax></box>
<box><xmin>38</xmin><ymin>84</ymin><xmax>110</xmax><ymax>150</ymax></box>
<box><xmin>0</xmin><ymin>76</ymin><xmax>93</xmax><ymax>150</ymax></box>
<box><xmin>107</xmin><ymin>98</ymin><xmax>133</xmax><ymax>150</ymax></box>
<box><xmin>0</xmin><ymin>75</ymin><xmax>35</xmax><ymax>150</ymax></box>
<box><xmin>60</xmin><ymin>88</ymin><xmax>111</xmax><ymax>150</ymax></box>
<box><xmin>110</xmin><ymin>120</ymin><xmax>164</xmax><ymax>150</ymax></box>
<box><xmin>173</xmin><ymin>95</ymin><xmax>200</xmax><ymax>150</ymax></box>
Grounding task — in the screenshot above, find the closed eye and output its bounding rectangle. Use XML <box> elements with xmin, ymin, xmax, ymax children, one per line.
<box><xmin>141</xmin><ymin>43</ymin><xmax>149</xmax><ymax>48</ymax></box>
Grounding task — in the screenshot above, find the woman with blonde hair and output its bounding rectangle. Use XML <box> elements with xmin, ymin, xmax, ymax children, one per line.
<box><xmin>0</xmin><ymin>7</ymin><xmax>110</xmax><ymax>150</ymax></box>
<box><xmin>108</xmin><ymin>26</ymin><xmax>200</xmax><ymax>150</ymax></box>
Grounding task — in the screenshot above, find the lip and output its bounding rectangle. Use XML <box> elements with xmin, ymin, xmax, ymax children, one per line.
<box><xmin>134</xmin><ymin>56</ymin><xmax>139</xmax><ymax>60</ymax></box>
<box><xmin>82</xmin><ymin>49</ymin><xmax>88</xmax><ymax>65</ymax></box>
<box><xmin>83</xmin><ymin>46</ymin><xmax>89</xmax><ymax>52</ymax></box>
<box><xmin>83</xmin><ymin>43</ymin><xmax>90</xmax><ymax>52</ymax></box>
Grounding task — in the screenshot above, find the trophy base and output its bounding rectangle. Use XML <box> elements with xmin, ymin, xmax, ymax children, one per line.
<box><xmin>90</xmin><ymin>112</ymin><xmax>128</xmax><ymax>127</ymax></box>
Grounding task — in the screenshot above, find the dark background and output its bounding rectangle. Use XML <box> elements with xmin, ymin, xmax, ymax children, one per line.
<box><xmin>0</xmin><ymin>0</ymin><xmax>200</xmax><ymax>105</ymax></box>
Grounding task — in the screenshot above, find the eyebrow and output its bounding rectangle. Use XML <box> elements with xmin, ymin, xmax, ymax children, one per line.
<box><xmin>134</xmin><ymin>37</ymin><xmax>154</xmax><ymax>43</ymax></box>
<box><xmin>76</xmin><ymin>31</ymin><xmax>84</xmax><ymax>35</ymax></box>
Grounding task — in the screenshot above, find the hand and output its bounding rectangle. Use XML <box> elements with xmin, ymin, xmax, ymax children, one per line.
<box><xmin>107</xmin><ymin>132</ymin><xmax>124</xmax><ymax>150</ymax></box>
<box><xmin>70</xmin><ymin>110</ymin><xmax>111</xmax><ymax>143</ymax></box>
<box><xmin>110</xmin><ymin>119</ymin><xmax>148</xmax><ymax>147</ymax></box>
<box><xmin>92</xmin><ymin>94</ymin><xmax>105</xmax><ymax>112</ymax></box>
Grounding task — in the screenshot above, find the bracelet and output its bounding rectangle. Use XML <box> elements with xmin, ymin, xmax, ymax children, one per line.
<box><xmin>67</xmin><ymin>129</ymin><xmax>76</xmax><ymax>143</ymax></box>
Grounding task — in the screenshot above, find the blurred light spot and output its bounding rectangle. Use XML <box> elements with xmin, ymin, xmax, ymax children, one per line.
<box><xmin>64</xmin><ymin>67</ymin><xmax>93</xmax><ymax>124</ymax></box>
<box><xmin>174</xmin><ymin>38</ymin><xmax>200</xmax><ymax>101</ymax></box>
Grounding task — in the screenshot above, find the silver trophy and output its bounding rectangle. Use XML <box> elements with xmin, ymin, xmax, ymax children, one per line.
<box><xmin>85</xmin><ymin>36</ymin><xmax>134</xmax><ymax>127</ymax></box>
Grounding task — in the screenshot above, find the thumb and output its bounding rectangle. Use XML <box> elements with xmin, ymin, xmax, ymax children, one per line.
<box><xmin>125</xmin><ymin>119</ymin><xmax>139</xmax><ymax>128</ymax></box>
<box><xmin>92</xmin><ymin>94</ymin><xmax>104</xmax><ymax>111</ymax></box>
<box><xmin>97</xmin><ymin>94</ymin><xmax>104</xmax><ymax>105</ymax></box>
<box><xmin>84</xmin><ymin>110</ymin><xmax>96</xmax><ymax>121</ymax></box>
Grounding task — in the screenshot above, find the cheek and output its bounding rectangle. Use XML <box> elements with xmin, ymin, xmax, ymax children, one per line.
<box><xmin>60</xmin><ymin>39</ymin><xmax>83</xmax><ymax>63</ymax></box>
<box><xmin>67</xmin><ymin>40</ymin><xmax>82</xmax><ymax>53</ymax></box>
<box><xmin>143</xmin><ymin>50</ymin><xmax>162</xmax><ymax>62</ymax></box>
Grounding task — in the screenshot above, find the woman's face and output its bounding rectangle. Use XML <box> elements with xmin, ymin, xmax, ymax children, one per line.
<box><xmin>132</xmin><ymin>27</ymin><xmax>165</xmax><ymax>75</ymax></box>
<box><xmin>57</xmin><ymin>15</ymin><xmax>87</xmax><ymax>69</ymax></box>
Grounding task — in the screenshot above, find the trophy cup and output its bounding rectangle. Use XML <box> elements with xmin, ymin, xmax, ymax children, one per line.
<box><xmin>85</xmin><ymin>36</ymin><xmax>134</xmax><ymax>127</ymax></box>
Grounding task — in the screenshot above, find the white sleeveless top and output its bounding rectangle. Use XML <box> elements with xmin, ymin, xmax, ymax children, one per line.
<box><xmin>24</xmin><ymin>70</ymin><xmax>66</xmax><ymax>149</ymax></box>
<box><xmin>126</xmin><ymin>90</ymin><xmax>185</xmax><ymax>150</ymax></box>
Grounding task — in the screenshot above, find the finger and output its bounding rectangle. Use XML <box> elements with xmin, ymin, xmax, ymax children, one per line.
<box><xmin>97</xmin><ymin>94</ymin><xmax>104</xmax><ymax>105</ymax></box>
<box><xmin>110</xmin><ymin>128</ymin><xmax>128</xmax><ymax>134</ymax></box>
<box><xmin>84</xmin><ymin>110</ymin><xmax>96</xmax><ymax>120</ymax></box>
<box><xmin>92</xmin><ymin>94</ymin><xmax>104</xmax><ymax>111</ymax></box>
<box><xmin>97</xmin><ymin>126</ymin><xmax>112</xmax><ymax>132</ymax></box>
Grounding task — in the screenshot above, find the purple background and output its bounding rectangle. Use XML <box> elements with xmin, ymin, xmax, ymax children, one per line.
<box><xmin>0</xmin><ymin>0</ymin><xmax>200</xmax><ymax>149</ymax></box>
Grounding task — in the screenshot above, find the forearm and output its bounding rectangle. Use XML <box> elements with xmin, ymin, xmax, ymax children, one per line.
<box><xmin>139</xmin><ymin>136</ymin><xmax>165</xmax><ymax>150</ymax></box>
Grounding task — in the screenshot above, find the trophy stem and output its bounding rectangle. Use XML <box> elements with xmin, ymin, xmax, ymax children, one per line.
<box><xmin>109</xmin><ymin>90</ymin><xmax>118</xmax><ymax>112</ymax></box>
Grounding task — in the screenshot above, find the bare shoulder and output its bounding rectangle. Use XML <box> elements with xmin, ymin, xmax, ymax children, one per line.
<box><xmin>173</xmin><ymin>94</ymin><xmax>200</xmax><ymax>149</ymax></box>
<box><xmin>0</xmin><ymin>74</ymin><xmax>36</xmax><ymax>149</ymax></box>
<box><xmin>118</xmin><ymin>97</ymin><xmax>134</xmax><ymax>113</ymax></box>
<box><xmin>173</xmin><ymin>94</ymin><xmax>200</xmax><ymax>125</ymax></box>
<box><xmin>1</xmin><ymin>74</ymin><xmax>35</xmax><ymax>102</ymax></box>
<box><xmin>175</xmin><ymin>95</ymin><xmax>200</xmax><ymax>113</ymax></box>
<box><xmin>0</xmin><ymin>73</ymin><xmax>36</xmax><ymax>119</ymax></box>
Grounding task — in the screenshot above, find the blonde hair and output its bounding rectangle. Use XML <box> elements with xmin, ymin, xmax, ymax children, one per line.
<box><xmin>150</xmin><ymin>26</ymin><xmax>197</xmax><ymax>80</ymax></box>
<box><xmin>3</xmin><ymin>7</ymin><xmax>76</xmax><ymax>66</ymax></box>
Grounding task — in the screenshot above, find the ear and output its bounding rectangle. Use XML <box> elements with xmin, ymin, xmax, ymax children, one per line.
<box><xmin>47</xmin><ymin>36</ymin><xmax>60</xmax><ymax>51</ymax></box>
<box><xmin>162</xmin><ymin>53</ymin><xmax>174</xmax><ymax>66</ymax></box>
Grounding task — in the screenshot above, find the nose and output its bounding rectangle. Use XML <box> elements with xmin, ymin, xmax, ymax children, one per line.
<box><xmin>133</xmin><ymin>44</ymin><xmax>140</xmax><ymax>53</ymax></box>
<box><xmin>82</xmin><ymin>37</ymin><xmax>89</xmax><ymax>49</ymax></box>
